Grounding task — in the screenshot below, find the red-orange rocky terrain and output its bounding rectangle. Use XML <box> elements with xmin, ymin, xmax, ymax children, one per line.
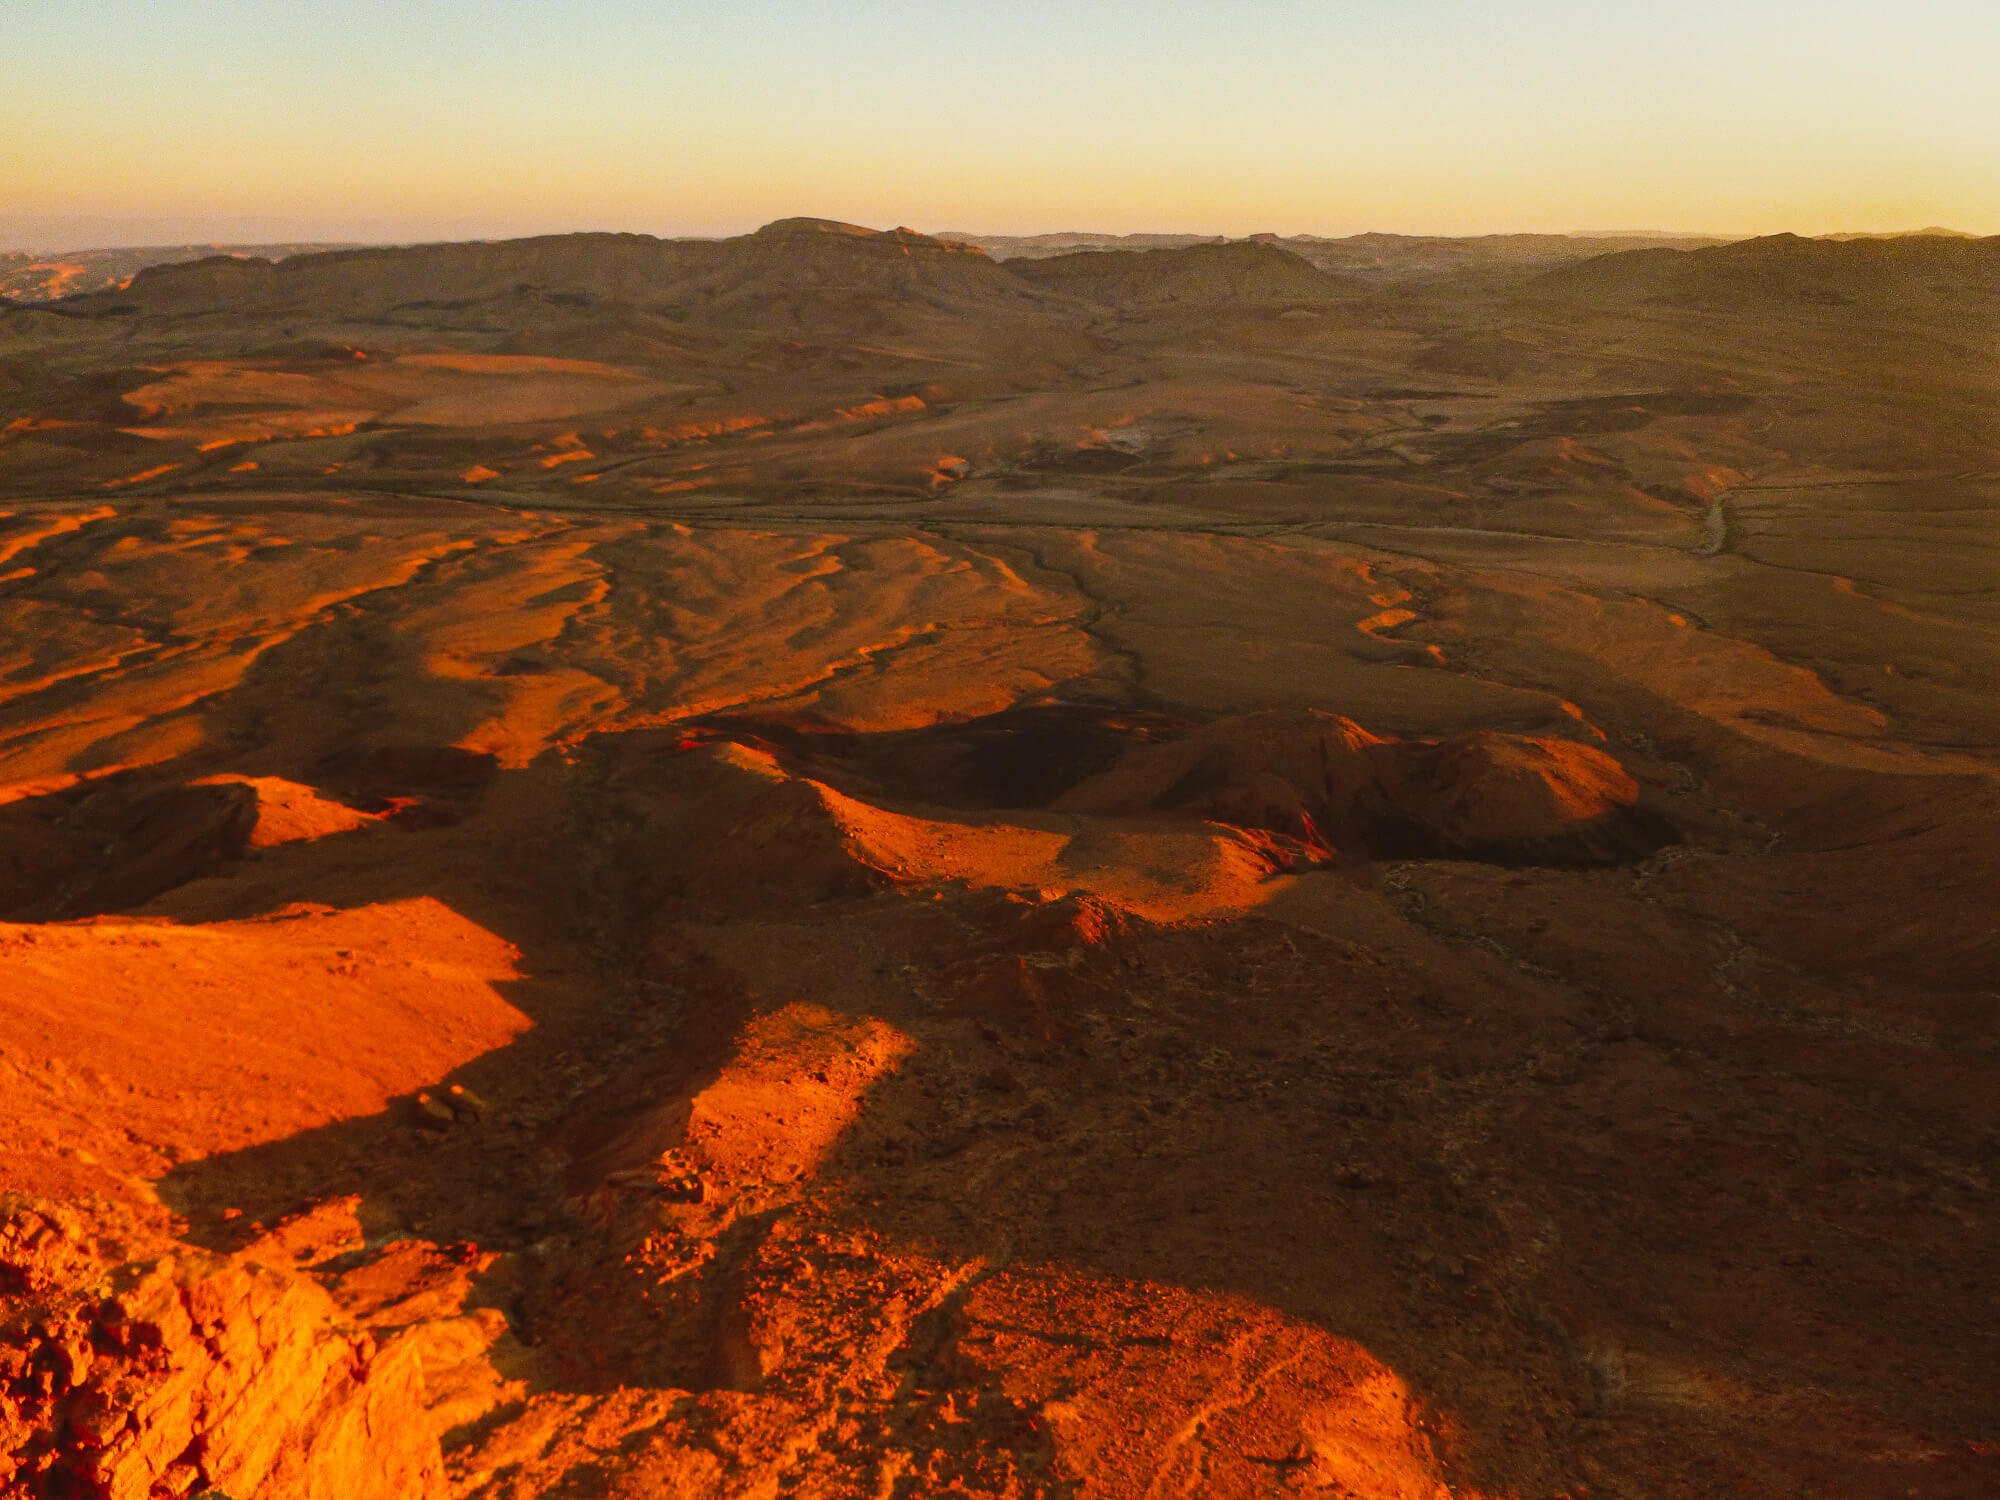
<box><xmin>0</xmin><ymin>222</ymin><xmax>1996</xmax><ymax>1497</ymax></box>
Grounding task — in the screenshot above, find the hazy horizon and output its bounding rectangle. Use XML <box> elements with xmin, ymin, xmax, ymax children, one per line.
<box><xmin>0</xmin><ymin>211</ymin><xmax>1983</xmax><ymax>258</ymax></box>
<box><xmin>8</xmin><ymin>0</ymin><xmax>1995</xmax><ymax>250</ymax></box>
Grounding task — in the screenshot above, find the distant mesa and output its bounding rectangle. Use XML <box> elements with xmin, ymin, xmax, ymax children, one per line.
<box><xmin>753</xmin><ymin>217</ymin><xmax>884</xmax><ymax>239</ymax></box>
<box><xmin>1009</xmin><ymin>240</ymin><xmax>1354</xmax><ymax>307</ymax></box>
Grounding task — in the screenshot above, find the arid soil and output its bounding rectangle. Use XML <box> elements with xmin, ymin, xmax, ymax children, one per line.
<box><xmin>1</xmin><ymin>223</ymin><xmax>1996</xmax><ymax>1498</ymax></box>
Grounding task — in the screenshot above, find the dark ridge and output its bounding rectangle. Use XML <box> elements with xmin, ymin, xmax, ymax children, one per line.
<box><xmin>1530</xmin><ymin>231</ymin><xmax>2000</xmax><ymax>308</ymax></box>
<box><xmin>1006</xmin><ymin>240</ymin><xmax>1357</xmax><ymax>306</ymax></box>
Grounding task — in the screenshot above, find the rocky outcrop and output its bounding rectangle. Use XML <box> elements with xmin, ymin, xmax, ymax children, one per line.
<box><xmin>1</xmin><ymin>1198</ymin><xmax>510</xmax><ymax>1500</ymax></box>
<box><xmin>1057</xmin><ymin>708</ymin><xmax>1678</xmax><ymax>865</ymax></box>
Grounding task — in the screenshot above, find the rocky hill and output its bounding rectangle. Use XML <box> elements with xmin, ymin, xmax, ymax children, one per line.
<box><xmin>1005</xmin><ymin>240</ymin><xmax>1352</xmax><ymax>306</ymax></box>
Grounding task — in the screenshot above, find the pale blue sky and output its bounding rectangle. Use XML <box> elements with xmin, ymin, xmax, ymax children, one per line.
<box><xmin>5</xmin><ymin>0</ymin><xmax>1995</xmax><ymax>246</ymax></box>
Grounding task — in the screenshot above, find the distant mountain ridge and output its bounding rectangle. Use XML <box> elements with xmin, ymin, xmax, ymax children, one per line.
<box><xmin>1530</xmin><ymin>231</ymin><xmax>2000</xmax><ymax>312</ymax></box>
<box><xmin>78</xmin><ymin>220</ymin><xmax>1038</xmax><ymax>327</ymax></box>
<box><xmin>940</xmin><ymin>228</ymin><xmax>1733</xmax><ymax>281</ymax></box>
<box><xmin>70</xmin><ymin>221</ymin><xmax>1366</xmax><ymax>330</ymax></box>
<box><xmin>11</xmin><ymin>225</ymin><xmax>1987</xmax><ymax>310</ymax></box>
<box><xmin>14</xmin><ymin>222</ymin><xmax>1997</xmax><ymax>338</ymax></box>
<box><xmin>0</xmin><ymin>243</ymin><xmax>358</xmax><ymax>304</ymax></box>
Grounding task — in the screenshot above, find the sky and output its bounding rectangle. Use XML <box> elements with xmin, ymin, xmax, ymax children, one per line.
<box><xmin>4</xmin><ymin>0</ymin><xmax>1996</xmax><ymax>249</ymax></box>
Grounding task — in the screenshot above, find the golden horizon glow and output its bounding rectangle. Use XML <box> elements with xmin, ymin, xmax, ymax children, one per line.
<box><xmin>5</xmin><ymin>0</ymin><xmax>1997</xmax><ymax>249</ymax></box>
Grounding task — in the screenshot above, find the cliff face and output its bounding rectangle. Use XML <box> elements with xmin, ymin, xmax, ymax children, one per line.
<box><xmin>1</xmin><ymin>1199</ymin><xmax>499</xmax><ymax>1500</ymax></box>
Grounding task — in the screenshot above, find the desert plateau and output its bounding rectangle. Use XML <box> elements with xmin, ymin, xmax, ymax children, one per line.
<box><xmin>0</xmin><ymin>210</ymin><xmax>1993</xmax><ymax>1497</ymax></box>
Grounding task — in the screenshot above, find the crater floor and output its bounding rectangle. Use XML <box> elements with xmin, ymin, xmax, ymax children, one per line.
<box><xmin>2</xmin><ymin>227</ymin><xmax>1996</xmax><ymax>1497</ymax></box>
